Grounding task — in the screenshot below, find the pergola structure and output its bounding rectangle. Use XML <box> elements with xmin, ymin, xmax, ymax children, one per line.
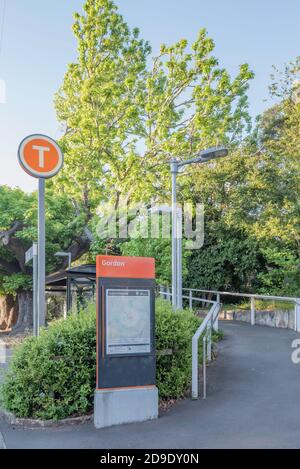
<box><xmin>46</xmin><ymin>264</ymin><xmax>96</xmax><ymax>312</ymax></box>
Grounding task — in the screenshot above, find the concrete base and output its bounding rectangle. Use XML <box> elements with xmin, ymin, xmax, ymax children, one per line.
<box><xmin>94</xmin><ymin>386</ymin><xmax>158</xmax><ymax>429</ymax></box>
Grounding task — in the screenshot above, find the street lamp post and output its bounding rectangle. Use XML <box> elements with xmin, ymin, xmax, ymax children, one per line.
<box><xmin>170</xmin><ymin>160</ymin><xmax>179</xmax><ymax>309</ymax></box>
<box><xmin>55</xmin><ymin>251</ymin><xmax>72</xmax><ymax>270</ymax></box>
<box><xmin>170</xmin><ymin>147</ymin><xmax>228</xmax><ymax>310</ymax></box>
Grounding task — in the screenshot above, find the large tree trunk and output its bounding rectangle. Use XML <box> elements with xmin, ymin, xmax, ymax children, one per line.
<box><xmin>14</xmin><ymin>291</ymin><xmax>33</xmax><ymax>332</ymax></box>
<box><xmin>0</xmin><ymin>291</ymin><xmax>33</xmax><ymax>333</ymax></box>
<box><xmin>0</xmin><ymin>295</ymin><xmax>18</xmax><ymax>331</ymax></box>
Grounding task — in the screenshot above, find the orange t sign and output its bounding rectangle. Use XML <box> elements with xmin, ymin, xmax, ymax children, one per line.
<box><xmin>18</xmin><ymin>134</ymin><xmax>63</xmax><ymax>178</ymax></box>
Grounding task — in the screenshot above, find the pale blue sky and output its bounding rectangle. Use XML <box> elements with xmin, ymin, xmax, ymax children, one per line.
<box><xmin>0</xmin><ymin>0</ymin><xmax>299</xmax><ymax>192</ymax></box>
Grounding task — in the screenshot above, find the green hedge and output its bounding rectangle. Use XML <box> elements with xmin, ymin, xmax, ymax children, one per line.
<box><xmin>156</xmin><ymin>299</ymin><xmax>202</xmax><ymax>399</ymax></box>
<box><xmin>1</xmin><ymin>300</ymin><xmax>220</xmax><ymax>420</ymax></box>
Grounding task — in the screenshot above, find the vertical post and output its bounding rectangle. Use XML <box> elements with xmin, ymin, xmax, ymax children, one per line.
<box><xmin>177</xmin><ymin>206</ymin><xmax>183</xmax><ymax>309</ymax></box>
<box><xmin>203</xmin><ymin>336</ymin><xmax>207</xmax><ymax>399</ymax></box>
<box><xmin>32</xmin><ymin>243</ymin><xmax>38</xmax><ymax>336</ymax></box>
<box><xmin>38</xmin><ymin>178</ymin><xmax>46</xmax><ymax>329</ymax></box>
<box><xmin>295</xmin><ymin>300</ymin><xmax>300</xmax><ymax>333</ymax></box>
<box><xmin>171</xmin><ymin>162</ymin><xmax>178</xmax><ymax>310</ymax></box>
<box><xmin>207</xmin><ymin>327</ymin><xmax>212</xmax><ymax>362</ymax></box>
<box><xmin>63</xmin><ymin>300</ymin><xmax>67</xmax><ymax>321</ymax></box>
<box><xmin>251</xmin><ymin>296</ymin><xmax>255</xmax><ymax>326</ymax></box>
<box><xmin>67</xmin><ymin>276</ymin><xmax>72</xmax><ymax>312</ymax></box>
<box><xmin>192</xmin><ymin>336</ymin><xmax>198</xmax><ymax>399</ymax></box>
<box><xmin>67</xmin><ymin>252</ymin><xmax>72</xmax><ymax>270</ymax></box>
<box><xmin>213</xmin><ymin>293</ymin><xmax>220</xmax><ymax>332</ymax></box>
<box><xmin>189</xmin><ymin>289</ymin><xmax>193</xmax><ymax>311</ymax></box>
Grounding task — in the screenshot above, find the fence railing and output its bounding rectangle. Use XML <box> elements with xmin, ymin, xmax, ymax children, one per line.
<box><xmin>179</xmin><ymin>288</ymin><xmax>300</xmax><ymax>332</ymax></box>
<box><xmin>158</xmin><ymin>286</ymin><xmax>222</xmax><ymax>400</ymax></box>
<box><xmin>158</xmin><ymin>285</ymin><xmax>300</xmax><ymax>399</ymax></box>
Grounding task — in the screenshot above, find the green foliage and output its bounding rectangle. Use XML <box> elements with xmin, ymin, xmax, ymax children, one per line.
<box><xmin>180</xmin><ymin>140</ymin><xmax>300</xmax><ymax>296</ymax></box>
<box><xmin>0</xmin><ymin>185</ymin><xmax>89</xmax><ymax>296</ymax></box>
<box><xmin>1</xmin><ymin>304</ymin><xmax>96</xmax><ymax>420</ymax></box>
<box><xmin>54</xmin><ymin>0</ymin><xmax>151</xmax><ymax>209</ymax></box>
<box><xmin>155</xmin><ymin>299</ymin><xmax>202</xmax><ymax>399</ymax></box>
<box><xmin>54</xmin><ymin>0</ymin><xmax>253</xmax><ymax>211</ymax></box>
<box><xmin>120</xmin><ymin>238</ymin><xmax>190</xmax><ymax>286</ymax></box>
<box><xmin>1</xmin><ymin>300</ymin><xmax>219</xmax><ymax>419</ymax></box>
<box><xmin>188</xmin><ymin>233</ymin><xmax>263</xmax><ymax>293</ymax></box>
<box><xmin>0</xmin><ymin>273</ymin><xmax>32</xmax><ymax>297</ymax></box>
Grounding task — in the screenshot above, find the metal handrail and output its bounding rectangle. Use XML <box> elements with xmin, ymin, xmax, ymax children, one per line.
<box><xmin>158</xmin><ymin>285</ymin><xmax>222</xmax><ymax>400</ymax></box>
<box><xmin>182</xmin><ymin>287</ymin><xmax>300</xmax><ymax>332</ymax></box>
<box><xmin>183</xmin><ymin>287</ymin><xmax>298</xmax><ymax>302</ymax></box>
<box><xmin>192</xmin><ymin>301</ymin><xmax>221</xmax><ymax>399</ymax></box>
<box><xmin>158</xmin><ymin>284</ymin><xmax>300</xmax><ymax>399</ymax></box>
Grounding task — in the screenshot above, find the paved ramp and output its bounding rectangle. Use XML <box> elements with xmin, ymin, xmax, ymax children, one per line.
<box><xmin>1</xmin><ymin>322</ymin><xmax>300</xmax><ymax>449</ymax></box>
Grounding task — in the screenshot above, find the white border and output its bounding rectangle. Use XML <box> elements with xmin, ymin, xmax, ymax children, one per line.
<box><xmin>17</xmin><ymin>134</ymin><xmax>64</xmax><ymax>179</ymax></box>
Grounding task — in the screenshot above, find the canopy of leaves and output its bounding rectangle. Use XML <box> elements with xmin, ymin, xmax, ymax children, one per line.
<box><xmin>0</xmin><ymin>185</ymin><xmax>87</xmax><ymax>295</ymax></box>
<box><xmin>54</xmin><ymin>0</ymin><xmax>254</xmax><ymax>212</ymax></box>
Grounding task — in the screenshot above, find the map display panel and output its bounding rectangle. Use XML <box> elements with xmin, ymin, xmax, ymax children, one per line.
<box><xmin>106</xmin><ymin>289</ymin><xmax>151</xmax><ymax>355</ymax></box>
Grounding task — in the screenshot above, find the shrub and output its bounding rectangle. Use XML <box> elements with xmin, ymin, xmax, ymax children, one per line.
<box><xmin>1</xmin><ymin>303</ymin><xmax>96</xmax><ymax>420</ymax></box>
<box><xmin>1</xmin><ymin>300</ymin><xmax>220</xmax><ymax>419</ymax></box>
<box><xmin>156</xmin><ymin>298</ymin><xmax>205</xmax><ymax>399</ymax></box>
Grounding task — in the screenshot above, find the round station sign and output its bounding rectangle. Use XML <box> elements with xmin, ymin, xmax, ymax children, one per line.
<box><xmin>18</xmin><ymin>134</ymin><xmax>63</xmax><ymax>179</ymax></box>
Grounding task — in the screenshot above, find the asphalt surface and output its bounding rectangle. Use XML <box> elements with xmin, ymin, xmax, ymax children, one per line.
<box><xmin>1</xmin><ymin>321</ymin><xmax>300</xmax><ymax>449</ymax></box>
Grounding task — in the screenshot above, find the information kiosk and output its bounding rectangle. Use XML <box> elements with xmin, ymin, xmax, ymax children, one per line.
<box><xmin>94</xmin><ymin>255</ymin><xmax>158</xmax><ymax>429</ymax></box>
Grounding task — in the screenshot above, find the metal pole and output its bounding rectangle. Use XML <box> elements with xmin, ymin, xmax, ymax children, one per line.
<box><xmin>177</xmin><ymin>206</ymin><xmax>183</xmax><ymax>309</ymax></box>
<box><xmin>171</xmin><ymin>161</ymin><xmax>178</xmax><ymax>310</ymax></box>
<box><xmin>203</xmin><ymin>336</ymin><xmax>207</xmax><ymax>399</ymax></box>
<box><xmin>32</xmin><ymin>243</ymin><xmax>38</xmax><ymax>336</ymax></box>
<box><xmin>207</xmin><ymin>321</ymin><xmax>212</xmax><ymax>362</ymax></box>
<box><xmin>189</xmin><ymin>289</ymin><xmax>193</xmax><ymax>311</ymax></box>
<box><xmin>38</xmin><ymin>178</ymin><xmax>46</xmax><ymax>329</ymax></box>
<box><xmin>250</xmin><ymin>296</ymin><xmax>255</xmax><ymax>326</ymax></box>
<box><xmin>213</xmin><ymin>293</ymin><xmax>220</xmax><ymax>332</ymax></box>
<box><xmin>295</xmin><ymin>300</ymin><xmax>300</xmax><ymax>332</ymax></box>
<box><xmin>67</xmin><ymin>276</ymin><xmax>72</xmax><ymax>312</ymax></box>
<box><xmin>192</xmin><ymin>336</ymin><xmax>198</xmax><ymax>399</ymax></box>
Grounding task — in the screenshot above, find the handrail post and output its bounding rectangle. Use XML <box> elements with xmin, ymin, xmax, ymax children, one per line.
<box><xmin>295</xmin><ymin>300</ymin><xmax>300</xmax><ymax>332</ymax></box>
<box><xmin>189</xmin><ymin>289</ymin><xmax>193</xmax><ymax>311</ymax></box>
<box><xmin>203</xmin><ymin>336</ymin><xmax>207</xmax><ymax>399</ymax></box>
<box><xmin>192</xmin><ymin>337</ymin><xmax>198</xmax><ymax>399</ymax></box>
<box><xmin>213</xmin><ymin>294</ymin><xmax>220</xmax><ymax>331</ymax></box>
<box><xmin>207</xmin><ymin>322</ymin><xmax>212</xmax><ymax>362</ymax></box>
<box><xmin>251</xmin><ymin>296</ymin><xmax>255</xmax><ymax>326</ymax></box>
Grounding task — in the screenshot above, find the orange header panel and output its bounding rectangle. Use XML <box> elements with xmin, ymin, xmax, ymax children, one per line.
<box><xmin>96</xmin><ymin>255</ymin><xmax>155</xmax><ymax>279</ymax></box>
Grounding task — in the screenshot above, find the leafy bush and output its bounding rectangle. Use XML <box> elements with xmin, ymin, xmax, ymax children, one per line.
<box><xmin>1</xmin><ymin>304</ymin><xmax>96</xmax><ymax>420</ymax></box>
<box><xmin>155</xmin><ymin>299</ymin><xmax>202</xmax><ymax>399</ymax></box>
<box><xmin>1</xmin><ymin>300</ymin><xmax>220</xmax><ymax>420</ymax></box>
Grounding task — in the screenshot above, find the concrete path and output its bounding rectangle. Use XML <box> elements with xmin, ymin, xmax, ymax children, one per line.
<box><xmin>0</xmin><ymin>321</ymin><xmax>300</xmax><ymax>449</ymax></box>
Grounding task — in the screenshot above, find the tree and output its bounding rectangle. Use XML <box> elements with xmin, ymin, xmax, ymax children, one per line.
<box><xmin>0</xmin><ymin>185</ymin><xmax>91</xmax><ymax>331</ymax></box>
<box><xmin>54</xmin><ymin>0</ymin><xmax>254</xmax><ymax>215</ymax></box>
<box><xmin>183</xmin><ymin>66</ymin><xmax>300</xmax><ymax>296</ymax></box>
<box><xmin>54</xmin><ymin>0</ymin><xmax>151</xmax><ymax>214</ymax></box>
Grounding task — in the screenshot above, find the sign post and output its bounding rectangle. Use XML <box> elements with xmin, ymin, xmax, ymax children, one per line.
<box><xmin>38</xmin><ymin>178</ymin><xmax>46</xmax><ymax>329</ymax></box>
<box><xmin>95</xmin><ymin>255</ymin><xmax>158</xmax><ymax>429</ymax></box>
<box><xmin>25</xmin><ymin>243</ymin><xmax>38</xmax><ymax>336</ymax></box>
<box><xmin>18</xmin><ymin>134</ymin><xmax>63</xmax><ymax>332</ymax></box>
